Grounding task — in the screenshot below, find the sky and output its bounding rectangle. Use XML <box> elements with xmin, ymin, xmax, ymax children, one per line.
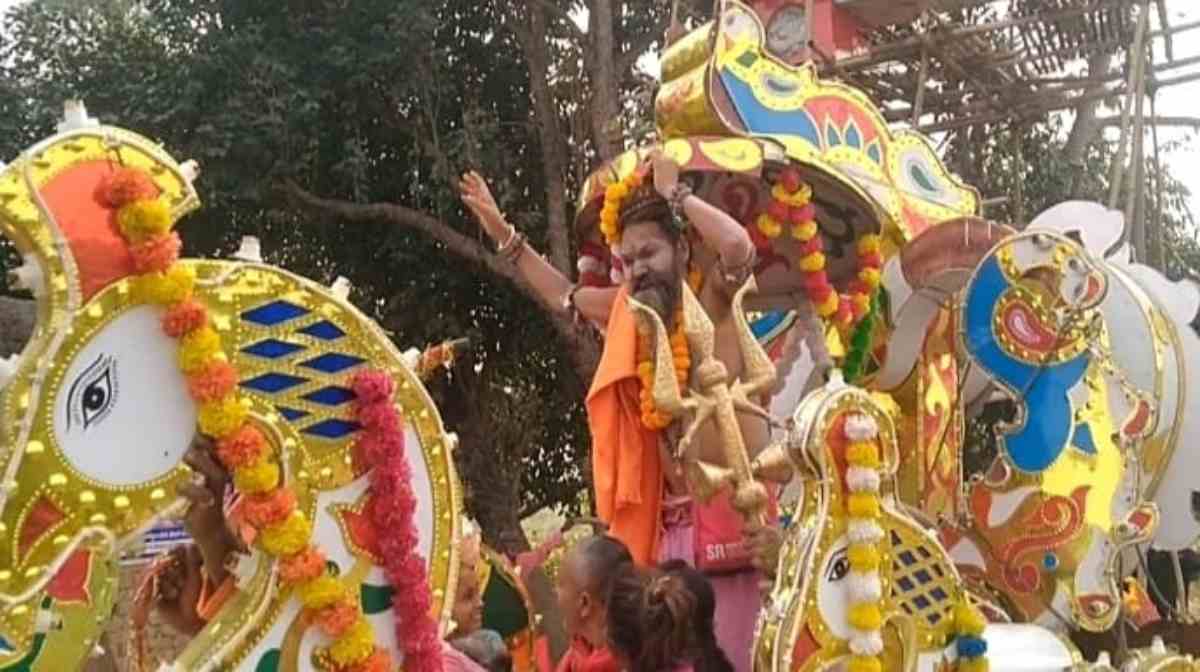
<box><xmin>1</xmin><ymin>0</ymin><xmax>1197</xmax><ymax>215</ymax></box>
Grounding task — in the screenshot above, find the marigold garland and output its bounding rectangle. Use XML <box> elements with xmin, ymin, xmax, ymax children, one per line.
<box><xmin>103</xmin><ymin>165</ymin><xmax>389</xmax><ymax>671</ymax></box>
<box><xmin>843</xmin><ymin>413</ymin><xmax>884</xmax><ymax>672</ymax></box>
<box><xmin>952</xmin><ymin>600</ymin><xmax>989</xmax><ymax>671</ymax></box>
<box><xmin>755</xmin><ymin>167</ymin><xmax>883</xmax><ymax>338</ymax></box>
<box><xmin>633</xmin><ymin>268</ymin><xmax>702</xmax><ymax>431</ymax></box>
<box><xmin>352</xmin><ymin>369</ymin><xmax>444</xmax><ymax>672</ymax></box>
<box><xmin>599</xmin><ymin>168</ymin><xmax>648</xmax><ymax>246</ymax></box>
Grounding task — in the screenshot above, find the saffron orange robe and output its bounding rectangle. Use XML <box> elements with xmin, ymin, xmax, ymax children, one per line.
<box><xmin>586</xmin><ymin>287</ymin><xmax>663</xmax><ymax>565</ymax></box>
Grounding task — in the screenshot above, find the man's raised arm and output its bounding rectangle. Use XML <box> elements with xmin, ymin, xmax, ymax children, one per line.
<box><xmin>459</xmin><ymin>172</ymin><xmax>616</xmax><ymax>325</ymax></box>
<box><xmin>650</xmin><ymin>151</ymin><xmax>755</xmax><ymax>292</ymax></box>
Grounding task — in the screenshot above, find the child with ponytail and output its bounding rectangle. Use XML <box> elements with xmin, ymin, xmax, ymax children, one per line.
<box><xmin>606</xmin><ymin>563</ymin><xmax>709</xmax><ymax>672</ymax></box>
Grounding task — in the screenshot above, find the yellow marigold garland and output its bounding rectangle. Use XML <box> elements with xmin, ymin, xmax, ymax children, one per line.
<box><xmin>952</xmin><ymin>600</ymin><xmax>989</xmax><ymax>671</ymax></box>
<box><xmin>104</xmin><ymin>166</ymin><xmax>386</xmax><ymax>670</ymax></box>
<box><xmin>755</xmin><ymin>167</ymin><xmax>883</xmax><ymax>340</ymax></box>
<box><xmin>599</xmin><ymin>168</ymin><xmax>648</xmax><ymax>246</ymax></box>
<box><xmin>843</xmin><ymin>413</ymin><xmax>884</xmax><ymax>672</ymax></box>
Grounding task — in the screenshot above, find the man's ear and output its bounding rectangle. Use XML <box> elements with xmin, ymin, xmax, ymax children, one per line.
<box><xmin>579</xmin><ymin>590</ymin><xmax>593</xmax><ymax>617</ymax></box>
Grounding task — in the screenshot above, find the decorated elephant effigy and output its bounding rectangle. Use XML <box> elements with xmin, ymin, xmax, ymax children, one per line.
<box><xmin>0</xmin><ymin>103</ymin><xmax>461</xmax><ymax>670</ymax></box>
<box><xmin>754</xmin><ymin>376</ymin><xmax>1080</xmax><ymax>672</ymax></box>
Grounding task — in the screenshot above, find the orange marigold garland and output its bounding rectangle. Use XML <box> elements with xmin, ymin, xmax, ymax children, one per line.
<box><xmin>636</xmin><ymin>305</ymin><xmax>688</xmax><ymax>430</ymax></box>
<box><xmin>755</xmin><ymin>167</ymin><xmax>883</xmax><ymax>336</ymax></box>
<box><xmin>634</xmin><ymin>268</ymin><xmax>702</xmax><ymax>431</ymax></box>
<box><xmin>101</xmin><ymin>166</ymin><xmax>388</xmax><ymax>671</ymax></box>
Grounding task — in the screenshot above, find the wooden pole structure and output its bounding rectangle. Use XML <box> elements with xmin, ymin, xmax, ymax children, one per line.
<box><xmin>1150</xmin><ymin>92</ymin><xmax>1165</xmax><ymax>271</ymax></box>
<box><xmin>1107</xmin><ymin>2</ymin><xmax>1151</xmax><ymax>211</ymax></box>
<box><xmin>1013</xmin><ymin>123</ymin><xmax>1026</xmax><ymax>228</ymax></box>
<box><xmin>912</xmin><ymin>43</ymin><xmax>931</xmax><ymax>126</ymax></box>
<box><xmin>1126</xmin><ymin>5</ymin><xmax>1152</xmax><ymax>263</ymax></box>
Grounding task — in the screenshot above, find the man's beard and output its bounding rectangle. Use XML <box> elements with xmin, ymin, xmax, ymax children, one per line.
<box><xmin>632</xmin><ymin>272</ymin><xmax>682</xmax><ymax>324</ymax></box>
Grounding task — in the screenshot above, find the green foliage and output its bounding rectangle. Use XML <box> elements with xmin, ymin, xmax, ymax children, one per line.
<box><xmin>0</xmin><ymin>0</ymin><xmax>594</xmax><ymax>535</ymax></box>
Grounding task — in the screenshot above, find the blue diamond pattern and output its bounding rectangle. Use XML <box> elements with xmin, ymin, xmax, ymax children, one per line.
<box><xmin>243</xmin><ymin>339</ymin><xmax>306</xmax><ymax>359</ymax></box>
<box><xmin>898</xmin><ymin>551</ymin><xmax>918</xmax><ymax>567</ymax></box>
<box><xmin>277</xmin><ymin>406</ymin><xmax>310</xmax><ymax>421</ymax></box>
<box><xmin>930</xmin><ymin>587</ymin><xmax>948</xmax><ymax>602</ymax></box>
<box><xmin>897</xmin><ymin>577</ymin><xmax>915</xmax><ymax>593</ymax></box>
<box><xmin>914</xmin><ymin>569</ymin><xmax>933</xmax><ymax>584</ymax></box>
<box><xmin>242</xmin><ymin>373</ymin><xmax>308</xmax><ymax>394</ymax></box>
<box><xmin>242</xmin><ymin>300</ymin><xmax>310</xmax><ymax>326</ymax></box>
<box><xmin>302</xmin><ymin>386</ymin><xmax>355</xmax><ymax>406</ymax></box>
<box><xmin>299</xmin><ymin>321</ymin><xmax>345</xmax><ymax>340</ymax></box>
<box><xmin>303</xmin><ymin>419</ymin><xmax>361</xmax><ymax>439</ymax></box>
<box><xmin>912</xmin><ymin>595</ymin><xmax>931</xmax><ymax>610</ymax></box>
<box><xmin>300</xmin><ymin>353</ymin><xmax>365</xmax><ymax>374</ymax></box>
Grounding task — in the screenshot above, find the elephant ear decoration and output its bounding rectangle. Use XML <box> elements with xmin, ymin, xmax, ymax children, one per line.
<box><xmin>0</xmin><ymin>102</ymin><xmax>461</xmax><ymax>671</ymax></box>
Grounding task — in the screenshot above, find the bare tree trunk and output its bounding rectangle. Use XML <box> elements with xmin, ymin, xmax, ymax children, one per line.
<box><xmin>515</xmin><ymin>3</ymin><xmax>573</xmax><ymax>271</ymax></box>
<box><xmin>1064</xmin><ymin>53</ymin><xmax>1115</xmax><ymax>166</ymax></box>
<box><xmin>588</xmin><ymin>0</ymin><xmax>623</xmax><ymax>160</ymax></box>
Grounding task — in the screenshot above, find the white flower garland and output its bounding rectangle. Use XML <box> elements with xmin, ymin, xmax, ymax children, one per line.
<box><xmin>843</xmin><ymin>413</ymin><xmax>884</xmax><ymax>672</ymax></box>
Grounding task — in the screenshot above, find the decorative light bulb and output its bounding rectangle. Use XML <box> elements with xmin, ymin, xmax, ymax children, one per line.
<box><xmin>180</xmin><ymin>159</ymin><xmax>201</xmax><ymax>184</ymax></box>
<box><xmin>233</xmin><ymin>236</ymin><xmax>262</xmax><ymax>262</ymax></box>
<box><xmin>56</xmin><ymin>100</ymin><xmax>99</xmax><ymax>133</ymax></box>
<box><xmin>331</xmin><ymin>276</ymin><xmax>352</xmax><ymax>300</ymax></box>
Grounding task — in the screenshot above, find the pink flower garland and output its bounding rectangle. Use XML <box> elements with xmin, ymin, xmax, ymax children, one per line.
<box><xmin>351</xmin><ymin>370</ymin><xmax>444</xmax><ymax>672</ymax></box>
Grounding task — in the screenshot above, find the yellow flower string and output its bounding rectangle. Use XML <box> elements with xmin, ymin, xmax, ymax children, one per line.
<box><xmin>952</xmin><ymin>600</ymin><xmax>989</xmax><ymax>671</ymax></box>
<box><xmin>843</xmin><ymin>413</ymin><xmax>884</xmax><ymax>672</ymax></box>
<box><xmin>599</xmin><ymin>168</ymin><xmax>648</xmax><ymax>246</ymax></box>
<box><xmin>103</xmin><ymin>166</ymin><xmax>386</xmax><ymax>671</ymax></box>
<box><xmin>755</xmin><ymin>168</ymin><xmax>883</xmax><ymax>339</ymax></box>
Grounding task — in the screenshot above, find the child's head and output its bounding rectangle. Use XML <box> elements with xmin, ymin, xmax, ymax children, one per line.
<box><xmin>450</xmin><ymin>521</ymin><xmax>484</xmax><ymax>638</ymax></box>
<box><xmin>556</xmin><ymin>534</ymin><xmax>632</xmax><ymax>646</ymax></box>
<box><xmin>606</xmin><ymin>563</ymin><xmax>699</xmax><ymax>672</ymax></box>
<box><xmin>659</xmin><ymin>560</ymin><xmax>732</xmax><ymax>672</ymax></box>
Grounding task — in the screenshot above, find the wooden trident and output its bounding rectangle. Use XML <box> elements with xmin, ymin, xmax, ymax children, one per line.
<box><xmin>628</xmin><ymin>276</ymin><xmax>794</xmax><ymax>526</ymax></box>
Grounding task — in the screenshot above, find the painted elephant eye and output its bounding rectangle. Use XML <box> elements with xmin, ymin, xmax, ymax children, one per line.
<box><xmin>66</xmin><ymin>354</ymin><xmax>118</xmax><ymax>431</ymax></box>
<box><xmin>826</xmin><ymin>548</ymin><xmax>850</xmax><ymax>582</ymax></box>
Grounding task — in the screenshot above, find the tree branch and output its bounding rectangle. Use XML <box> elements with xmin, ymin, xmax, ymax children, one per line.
<box><xmin>277</xmin><ymin>179</ymin><xmax>603</xmax><ymax>379</ymax></box>
<box><xmin>1064</xmin><ymin>52</ymin><xmax>1114</xmax><ymax>165</ymax></box>
<box><xmin>276</xmin><ymin>179</ymin><xmax>520</xmax><ymax>286</ymax></box>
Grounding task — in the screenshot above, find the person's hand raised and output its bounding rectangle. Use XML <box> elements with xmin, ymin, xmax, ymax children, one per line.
<box><xmin>649</xmin><ymin>149</ymin><xmax>681</xmax><ymax>199</ymax></box>
<box><xmin>458</xmin><ymin>171</ymin><xmax>511</xmax><ymax>244</ymax></box>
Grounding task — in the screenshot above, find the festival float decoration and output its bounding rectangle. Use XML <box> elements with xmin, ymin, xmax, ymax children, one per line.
<box><xmin>873</xmin><ymin>207</ymin><xmax>1198</xmax><ymax>635</ymax></box>
<box><xmin>0</xmin><ymin>102</ymin><xmax>461</xmax><ymax>671</ymax></box>
<box><xmin>754</xmin><ymin>376</ymin><xmax>1080</xmax><ymax>672</ymax></box>
<box><xmin>603</xmin><ymin>0</ymin><xmax>1200</xmax><ymax>666</ymax></box>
